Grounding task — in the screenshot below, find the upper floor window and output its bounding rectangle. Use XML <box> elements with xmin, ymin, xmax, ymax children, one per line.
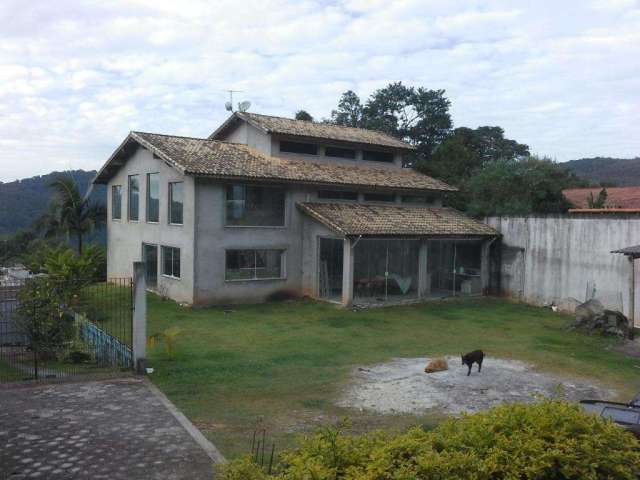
<box><xmin>280</xmin><ymin>141</ymin><xmax>318</xmax><ymax>155</ymax></box>
<box><xmin>325</xmin><ymin>146</ymin><xmax>356</xmax><ymax>159</ymax></box>
<box><xmin>402</xmin><ymin>195</ymin><xmax>427</xmax><ymax>204</ymax></box>
<box><xmin>318</xmin><ymin>190</ymin><xmax>358</xmax><ymax>201</ymax></box>
<box><xmin>225</xmin><ymin>249</ymin><xmax>285</xmax><ymax>281</ymax></box>
<box><xmin>362</xmin><ymin>150</ymin><xmax>394</xmax><ymax>163</ymax></box>
<box><xmin>146</xmin><ymin>173</ymin><xmax>160</xmax><ymax>222</ymax></box>
<box><xmin>169</xmin><ymin>182</ymin><xmax>184</xmax><ymax>225</ymax></box>
<box><xmin>128</xmin><ymin>175</ymin><xmax>140</xmax><ymax>221</ymax></box>
<box><xmin>364</xmin><ymin>192</ymin><xmax>396</xmax><ymax>202</ymax></box>
<box><xmin>402</xmin><ymin>194</ymin><xmax>439</xmax><ymax>205</ymax></box>
<box><xmin>111</xmin><ymin>185</ymin><xmax>122</xmax><ymax>220</ymax></box>
<box><xmin>226</xmin><ymin>185</ymin><xmax>286</xmax><ymax>227</ymax></box>
<box><xmin>161</xmin><ymin>246</ymin><xmax>181</xmax><ymax>279</ymax></box>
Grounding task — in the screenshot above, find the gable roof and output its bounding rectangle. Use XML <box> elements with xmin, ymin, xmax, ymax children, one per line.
<box><xmin>93</xmin><ymin>131</ymin><xmax>456</xmax><ymax>192</ymax></box>
<box><xmin>297</xmin><ymin>202</ymin><xmax>497</xmax><ymax>236</ymax></box>
<box><xmin>563</xmin><ymin>187</ymin><xmax>640</xmax><ymax>209</ymax></box>
<box><xmin>209</xmin><ymin>112</ymin><xmax>415</xmax><ymax>151</ymax></box>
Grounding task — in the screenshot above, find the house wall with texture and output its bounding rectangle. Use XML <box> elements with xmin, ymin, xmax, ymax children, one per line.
<box><xmin>106</xmin><ymin>146</ymin><xmax>196</xmax><ymax>304</ymax></box>
<box><xmin>486</xmin><ymin>214</ymin><xmax>640</xmax><ymax>320</ymax></box>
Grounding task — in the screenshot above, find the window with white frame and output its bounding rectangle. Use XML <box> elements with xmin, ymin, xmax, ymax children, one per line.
<box><xmin>225</xmin><ymin>249</ymin><xmax>285</xmax><ymax>281</ymax></box>
<box><xmin>161</xmin><ymin>246</ymin><xmax>181</xmax><ymax>279</ymax></box>
<box><xmin>169</xmin><ymin>182</ymin><xmax>183</xmax><ymax>225</ymax></box>
<box><xmin>112</xmin><ymin>185</ymin><xmax>122</xmax><ymax>220</ymax></box>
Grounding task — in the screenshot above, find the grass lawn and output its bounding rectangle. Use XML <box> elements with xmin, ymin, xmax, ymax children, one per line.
<box><xmin>146</xmin><ymin>296</ymin><xmax>640</xmax><ymax>458</ymax></box>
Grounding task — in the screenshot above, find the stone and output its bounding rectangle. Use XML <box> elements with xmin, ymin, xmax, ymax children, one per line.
<box><xmin>572</xmin><ymin>299</ymin><xmax>633</xmax><ymax>339</ymax></box>
<box><xmin>574</xmin><ymin>298</ymin><xmax>605</xmax><ymax>326</ymax></box>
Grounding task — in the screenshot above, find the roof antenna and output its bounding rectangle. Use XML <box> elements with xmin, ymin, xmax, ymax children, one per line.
<box><xmin>225</xmin><ymin>90</ymin><xmax>241</xmax><ymax>112</ymax></box>
<box><xmin>224</xmin><ymin>90</ymin><xmax>251</xmax><ymax>112</ymax></box>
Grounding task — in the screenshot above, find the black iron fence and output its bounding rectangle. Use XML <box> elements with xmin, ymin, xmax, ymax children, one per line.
<box><xmin>0</xmin><ymin>276</ymin><xmax>133</xmax><ymax>383</ymax></box>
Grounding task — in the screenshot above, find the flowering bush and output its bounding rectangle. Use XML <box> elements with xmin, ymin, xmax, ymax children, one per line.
<box><xmin>219</xmin><ymin>400</ymin><xmax>640</xmax><ymax>479</ymax></box>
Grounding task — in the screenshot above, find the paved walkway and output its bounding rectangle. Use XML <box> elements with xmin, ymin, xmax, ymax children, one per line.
<box><xmin>0</xmin><ymin>378</ymin><xmax>224</xmax><ymax>479</ymax></box>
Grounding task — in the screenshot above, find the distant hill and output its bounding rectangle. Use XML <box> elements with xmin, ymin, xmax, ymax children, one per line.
<box><xmin>563</xmin><ymin>157</ymin><xmax>640</xmax><ymax>187</ymax></box>
<box><xmin>0</xmin><ymin>170</ymin><xmax>105</xmax><ymax>236</ymax></box>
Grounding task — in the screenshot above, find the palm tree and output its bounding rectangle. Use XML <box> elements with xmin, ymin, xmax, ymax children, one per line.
<box><xmin>36</xmin><ymin>176</ymin><xmax>106</xmax><ymax>254</ymax></box>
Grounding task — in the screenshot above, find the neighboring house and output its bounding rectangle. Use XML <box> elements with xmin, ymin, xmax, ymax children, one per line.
<box><xmin>93</xmin><ymin>112</ymin><xmax>497</xmax><ymax>306</ymax></box>
<box><xmin>564</xmin><ymin>187</ymin><xmax>640</xmax><ymax>213</ymax></box>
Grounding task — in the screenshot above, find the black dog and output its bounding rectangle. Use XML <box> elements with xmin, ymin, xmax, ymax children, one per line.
<box><xmin>462</xmin><ymin>350</ymin><xmax>484</xmax><ymax>376</ymax></box>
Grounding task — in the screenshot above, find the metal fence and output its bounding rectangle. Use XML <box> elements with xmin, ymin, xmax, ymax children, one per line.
<box><xmin>0</xmin><ymin>276</ymin><xmax>133</xmax><ymax>383</ymax></box>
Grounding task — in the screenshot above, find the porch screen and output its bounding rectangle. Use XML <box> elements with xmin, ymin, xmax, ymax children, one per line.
<box><xmin>353</xmin><ymin>239</ymin><xmax>419</xmax><ymax>303</ymax></box>
<box><xmin>426</xmin><ymin>240</ymin><xmax>482</xmax><ymax>297</ymax></box>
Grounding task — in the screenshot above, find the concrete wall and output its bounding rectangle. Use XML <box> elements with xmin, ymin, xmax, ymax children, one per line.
<box><xmin>224</xmin><ymin>122</ymin><xmax>272</xmax><ymax>154</ymax></box>
<box><xmin>106</xmin><ymin>146</ymin><xmax>195</xmax><ymax>304</ymax></box>
<box><xmin>193</xmin><ymin>179</ymin><xmax>320</xmax><ymax>305</ymax></box>
<box><xmin>486</xmin><ymin>215</ymin><xmax>640</xmax><ymax>318</ymax></box>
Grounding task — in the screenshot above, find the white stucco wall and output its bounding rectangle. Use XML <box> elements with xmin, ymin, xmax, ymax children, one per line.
<box><xmin>106</xmin><ymin>146</ymin><xmax>195</xmax><ymax>303</ymax></box>
<box><xmin>486</xmin><ymin>215</ymin><xmax>640</xmax><ymax>318</ymax></box>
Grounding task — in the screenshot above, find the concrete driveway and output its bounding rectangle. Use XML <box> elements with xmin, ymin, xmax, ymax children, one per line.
<box><xmin>0</xmin><ymin>377</ymin><xmax>224</xmax><ymax>479</ymax></box>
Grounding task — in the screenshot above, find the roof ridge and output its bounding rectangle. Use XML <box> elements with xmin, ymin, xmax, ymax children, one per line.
<box><xmin>132</xmin><ymin>131</ymin><xmax>213</xmax><ymax>142</ymax></box>
<box><xmin>240</xmin><ymin>112</ymin><xmax>409</xmax><ymax>142</ymax></box>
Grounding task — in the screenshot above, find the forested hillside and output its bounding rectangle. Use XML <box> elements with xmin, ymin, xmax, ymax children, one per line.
<box><xmin>0</xmin><ymin>170</ymin><xmax>105</xmax><ymax>236</ymax></box>
<box><xmin>563</xmin><ymin>157</ymin><xmax>640</xmax><ymax>187</ymax></box>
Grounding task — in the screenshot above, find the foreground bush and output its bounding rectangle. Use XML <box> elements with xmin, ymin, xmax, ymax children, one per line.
<box><xmin>218</xmin><ymin>400</ymin><xmax>640</xmax><ymax>479</ymax></box>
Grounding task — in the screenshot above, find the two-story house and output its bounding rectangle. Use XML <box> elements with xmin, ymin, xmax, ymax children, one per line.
<box><xmin>93</xmin><ymin>112</ymin><xmax>497</xmax><ymax>306</ymax></box>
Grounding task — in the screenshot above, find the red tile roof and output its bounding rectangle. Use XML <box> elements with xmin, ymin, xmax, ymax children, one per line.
<box><xmin>563</xmin><ymin>187</ymin><xmax>640</xmax><ymax>209</ymax></box>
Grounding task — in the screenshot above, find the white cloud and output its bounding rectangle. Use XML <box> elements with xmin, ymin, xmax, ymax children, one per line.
<box><xmin>0</xmin><ymin>0</ymin><xmax>638</xmax><ymax>181</ymax></box>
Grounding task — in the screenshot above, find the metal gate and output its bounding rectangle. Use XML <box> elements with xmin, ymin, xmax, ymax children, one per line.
<box><xmin>0</xmin><ymin>277</ymin><xmax>133</xmax><ymax>383</ymax></box>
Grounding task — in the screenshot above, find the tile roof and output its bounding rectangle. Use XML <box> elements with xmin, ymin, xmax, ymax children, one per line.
<box><xmin>612</xmin><ymin>244</ymin><xmax>640</xmax><ymax>256</ymax></box>
<box><xmin>297</xmin><ymin>202</ymin><xmax>498</xmax><ymax>236</ymax></box>
<box><xmin>94</xmin><ymin>131</ymin><xmax>455</xmax><ymax>192</ymax></box>
<box><xmin>563</xmin><ymin>187</ymin><xmax>640</xmax><ymax>209</ymax></box>
<box><xmin>210</xmin><ymin>112</ymin><xmax>415</xmax><ymax>150</ymax></box>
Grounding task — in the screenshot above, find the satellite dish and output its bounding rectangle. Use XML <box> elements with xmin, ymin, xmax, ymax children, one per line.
<box><xmin>225</xmin><ymin>101</ymin><xmax>233</xmax><ymax>112</ymax></box>
<box><xmin>238</xmin><ymin>101</ymin><xmax>251</xmax><ymax>112</ymax></box>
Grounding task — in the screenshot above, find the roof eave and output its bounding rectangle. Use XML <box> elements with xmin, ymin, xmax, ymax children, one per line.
<box><xmin>92</xmin><ymin>131</ymin><xmax>186</xmax><ymax>185</ymax></box>
<box><xmin>186</xmin><ymin>170</ymin><xmax>457</xmax><ymax>193</ymax></box>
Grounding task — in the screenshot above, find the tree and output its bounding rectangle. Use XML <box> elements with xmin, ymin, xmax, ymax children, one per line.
<box><xmin>330</xmin><ymin>83</ymin><xmax>452</xmax><ymax>162</ymax></box>
<box><xmin>587</xmin><ymin>188</ymin><xmax>608</xmax><ymax>208</ymax></box>
<box><xmin>36</xmin><ymin>176</ymin><xmax>105</xmax><ymax>254</ymax></box>
<box><xmin>464</xmin><ymin>156</ymin><xmax>577</xmax><ymax>217</ymax></box>
<box><xmin>330</xmin><ymin>90</ymin><xmax>363</xmax><ymax>127</ymax></box>
<box><xmin>418</xmin><ymin>126</ymin><xmax>530</xmax><ymax>186</ymax></box>
<box><xmin>294</xmin><ymin>110</ymin><xmax>314</xmax><ymax>122</ymax></box>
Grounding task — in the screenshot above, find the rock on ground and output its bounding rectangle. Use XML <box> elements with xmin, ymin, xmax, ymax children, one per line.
<box><xmin>337</xmin><ymin>357</ymin><xmax>614</xmax><ymax>415</ymax></box>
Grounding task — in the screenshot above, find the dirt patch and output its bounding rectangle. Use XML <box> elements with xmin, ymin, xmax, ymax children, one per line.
<box><xmin>337</xmin><ymin>357</ymin><xmax>615</xmax><ymax>415</ymax></box>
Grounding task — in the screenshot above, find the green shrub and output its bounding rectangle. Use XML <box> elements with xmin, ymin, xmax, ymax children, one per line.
<box><xmin>218</xmin><ymin>400</ymin><xmax>640</xmax><ymax>479</ymax></box>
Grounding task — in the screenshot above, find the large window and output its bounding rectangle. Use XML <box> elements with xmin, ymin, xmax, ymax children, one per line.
<box><xmin>225</xmin><ymin>185</ymin><xmax>285</xmax><ymax>227</ymax></box>
<box><xmin>146</xmin><ymin>173</ymin><xmax>159</xmax><ymax>222</ymax></box>
<box><xmin>325</xmin><ymin>146</ymin><xmax>356</xmax><ymax>159</ymax></box>
<box><xmin>161</xmin><ymin>246</ymin><xmax>181</xmax><ymax>279</ymax></box>
<box><xmin>364</xmin><ymin>192</ymin><xmax>396</xmax><ymax>202</ymax></box>
<box><xmin>169</xmin><ymin>182</ymin><xmax>183</xmax><ymax>225</ymax></box>
<box><xmin>363</xmin><ymin>150</ymin><xmax>394</xmax><ymax>163</ymax></box>
<box><xmin>128</xmin><ymin>175</ymin><xmax>140</xmax><ymax>221</ymax></box>
<box><xmin>111</xmin><ymin>185</ymin><xmax>122</xmax><ymax>220</ymax></box>
<box><xmin>225</xmin><ymin>249</ymin><xmax>285</xmax><ymax>281</ymax></box>
<box><xmin>280</xmin><ymin>141</ymin><xmax>318</xmax><ymax>155</ymax></box>
<box><xmin>318</xmin><ymin>190</ymin><xmax>358</xmax><ymax>201</ymax></box>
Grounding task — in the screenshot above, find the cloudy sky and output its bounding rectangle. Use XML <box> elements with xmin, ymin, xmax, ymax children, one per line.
<box><xmin>0</xmin><ymin>0</ymin><xmax>639</xmax><ymax>182</ymax></box>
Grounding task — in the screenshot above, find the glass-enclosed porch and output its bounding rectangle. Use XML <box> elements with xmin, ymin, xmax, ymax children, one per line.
<box><xmin>329</xmin><ymin>237</ymin><xmax>490</xmax><ymax>306</ymax></box>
